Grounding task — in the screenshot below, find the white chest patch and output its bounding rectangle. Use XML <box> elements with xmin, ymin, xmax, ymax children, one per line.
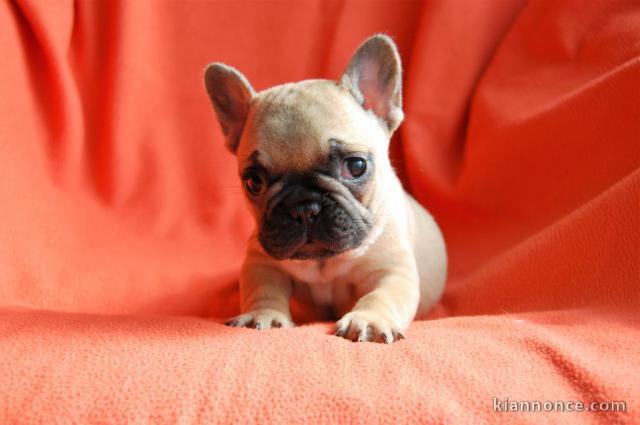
<box><xmin>279</xmin><ymin>256</ymin><xmax>356</xmax><ymax>286</ymax></box>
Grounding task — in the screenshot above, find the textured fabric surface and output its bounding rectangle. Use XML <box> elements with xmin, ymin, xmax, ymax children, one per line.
<box><xmin>1</xmin><ymin>0</ymin><xmax>639</xmax><ymax>423</ymax></box>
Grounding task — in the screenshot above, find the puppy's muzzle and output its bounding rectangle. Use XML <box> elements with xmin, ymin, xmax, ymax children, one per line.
<box><xmin>259</xmin><ymin>182</ymin><xmax>371</xmax><ymax>260</ymax></box>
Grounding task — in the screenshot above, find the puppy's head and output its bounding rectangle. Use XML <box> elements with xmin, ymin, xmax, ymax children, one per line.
<box><xmin>204</xmin><ymin>35</ymin><xmax>403</xmax><ymax>260</ymax></box>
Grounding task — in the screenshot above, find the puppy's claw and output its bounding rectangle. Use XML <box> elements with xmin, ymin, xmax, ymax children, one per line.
<box><xmin>224</xmin><ymin>319</ymin><xmax>239</xmax><ymax>327</ymax></box>
<box><xmin>254</xmin><ymin>322</ymin><xmax>265</xmax><ymax>330</ymax></box>
<box><xmin>393</xmin><ymin>331</ymin><xmax>406</xmax><ymax>341</ymax></box>
<box><xmin>335</xmin><ymin>327</ymin><xmax>347</xmax><ymax>337</ymax></box>
<box><xmin>381</xmin><ymin>332</ymin><xmax>393</xmax><ymax>344</ymax></box>
<box><xmin>357</xmin><ymin>326</ymin><xmax>373</xmax><ymax>342</ymax></box>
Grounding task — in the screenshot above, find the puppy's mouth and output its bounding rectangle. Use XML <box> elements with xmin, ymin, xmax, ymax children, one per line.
<box><xmin>264</xmin><ymin>232</ymin><xmax>346</xmax><ymax>261</ymax></box>
<box><xmin>257</xmin><ymin>177</ymin><xmax>373</xmax><ymax>261</ymax></box>
<box><xmin>291</xmin><ymin>236</ymin><xmax>342</xmax><ymax>260</ymax></box>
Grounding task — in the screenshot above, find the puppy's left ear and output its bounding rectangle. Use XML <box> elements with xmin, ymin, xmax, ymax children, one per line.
<box><xmin>340</xmin><ymin>34</ymin><xmax>404</xmax><ymax>134</ymax></box>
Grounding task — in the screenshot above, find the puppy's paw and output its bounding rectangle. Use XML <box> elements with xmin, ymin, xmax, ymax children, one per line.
<box><xmin>224</xmin><ymin>309</ymin><xmax>294</xmax><ymax>330</ymax></box>
<box><xmin>335</xmin><ymin>310</ymin><xmax>406</xmax><ymax>343</ymax></box>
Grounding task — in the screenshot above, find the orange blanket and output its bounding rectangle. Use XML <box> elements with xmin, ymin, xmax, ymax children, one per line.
<box><xmin>1</xmin><ymin>0</ymin><xmax>638</xmax><ymax>423</ymax></box>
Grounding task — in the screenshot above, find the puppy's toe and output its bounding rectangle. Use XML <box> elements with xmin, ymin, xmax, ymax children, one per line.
<box><xmin>357</xmin><ymin>325</ymin><xmax>374</xmax><ymax>342</ymax></box>
<box><xmin>335</xmin><ymin>311</ymin><xmax>405</xmax><ymax>344</ymax></box>
<box><xmin>253</xmin><ymin>313</ymin><xmax>280</xmax><ymax>330</ymax></box>
<box><xmin>349</xmin><ymin>319</ymin><xmax>373</xmax><ymax>342</ymax></box>
<box><xmin>224</xmin><ymin>314</ymin><xmax>252</xmax><ymax>328</ymax></box>
<box><xmin>335</xmin><ymin>316</ymin><xmax>352</xmax><ymax>338</ymax></box>
<box><xmin>224</xmin><ymin>309</ymin><xmax>294</xmax><ymax>330</ymax></box>
<box><xmin>392</xmin><ymin>330</ymin><xmax>406</xmax><ymax>340</ymax></box>
<box><xmin>376</xmin><ymin>327</ymin><xmax>394</xmax><ymax>344</ymax></box>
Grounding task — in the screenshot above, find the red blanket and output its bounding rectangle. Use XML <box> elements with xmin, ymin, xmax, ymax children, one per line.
<box><xmin>1</xmin><ymin>0</ymin><xmax>638</xmax><ymax>423</ymax></box>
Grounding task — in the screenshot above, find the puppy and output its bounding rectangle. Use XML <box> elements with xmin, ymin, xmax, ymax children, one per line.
<box><xmin>204</xmin><ymin>34</ymin><xmax>447</xmax><ymax>343</ymax></box>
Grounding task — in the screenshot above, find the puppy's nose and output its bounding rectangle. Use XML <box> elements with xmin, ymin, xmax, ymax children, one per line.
<box><xmin>289</xmin><ymin>201</ymin><xmax>321</xmax><ymax>226</ymax></box>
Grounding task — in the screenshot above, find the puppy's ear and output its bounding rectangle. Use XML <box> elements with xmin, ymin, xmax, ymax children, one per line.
<box><xmin>204</xmin><ymin>63</ymin><xmax>256</xmax><ymax>154</ymax></box>
<box><xmin>340</xmin><ymin>34</ymin><xmax>404</xmax><ymax>133</ymax></box>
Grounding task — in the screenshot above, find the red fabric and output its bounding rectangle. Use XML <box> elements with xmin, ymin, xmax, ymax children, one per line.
<box><xmin>1</xmin><ymin>0</ymin><xmax>638</xmax><ymax>423</ymax></box>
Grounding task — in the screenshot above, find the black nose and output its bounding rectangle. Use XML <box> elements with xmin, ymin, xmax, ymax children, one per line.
<box><xmin>289</xmin><ymin>201</ymin><xmax>321</xmax><ymax>225</ymax></box>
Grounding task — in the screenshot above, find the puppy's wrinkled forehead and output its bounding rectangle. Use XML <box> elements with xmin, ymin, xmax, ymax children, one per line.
<box><xmin>238</xmin><ymin>80</ymin><xmax>378</xmax><ymax>172</ymax></box>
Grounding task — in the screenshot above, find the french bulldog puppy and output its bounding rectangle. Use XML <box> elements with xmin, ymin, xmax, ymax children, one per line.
<box><xmin>204</xmin><ymin>34</ymin><xmax>447</xmax><ymax>343</ymax></box>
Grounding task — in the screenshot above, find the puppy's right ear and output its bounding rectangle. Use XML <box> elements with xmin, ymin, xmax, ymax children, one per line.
<box><xmin>204</xmin><ymin>63</ymin><xmax>256</xmax><ymax>154</ymax></box>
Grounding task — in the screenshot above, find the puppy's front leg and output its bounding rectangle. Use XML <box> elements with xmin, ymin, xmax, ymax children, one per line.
<box><xmin>225</xmin><ymin>260</ymin><xmax>294</xmax><ymax>329</ymax></box>
<box><xmin>336</xmin><ymin>261</ymin><xmax>419</xmax><ymax>343</ymax></box>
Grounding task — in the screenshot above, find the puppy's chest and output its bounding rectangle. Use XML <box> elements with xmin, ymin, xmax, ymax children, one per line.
<box><xmin>280</xmin><ymin>259</ymin><xmax>358</xmax><ymax>307</ymax></box>
<box><xmin>282</xmin><ymin>259</ymin><xmax>354</xmax><ymax>285</ymax></box>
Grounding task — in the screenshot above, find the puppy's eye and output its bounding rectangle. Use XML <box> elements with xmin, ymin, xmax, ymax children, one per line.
<box><xmin>244</xmin><ymin>172</ymin><xmax>265</xmax><ymax>196</ymax></box>
<box><xmin>342</xmin><ymin>157</ymin><xmax>367</xmax><ymax>179</ymax></box>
